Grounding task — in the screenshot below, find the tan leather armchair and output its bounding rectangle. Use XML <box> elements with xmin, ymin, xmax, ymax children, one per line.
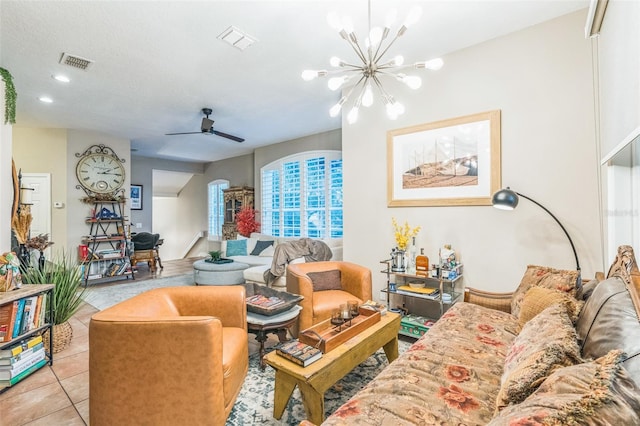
<box><xmin>287</xmin><ymin>261</ymin><xmax>372</xmax><ymax>333</ymax></box>
<box><xmin>89</xmin><ymin>286</ymin><xmax>248</xmax><ymax>426</ymax></box>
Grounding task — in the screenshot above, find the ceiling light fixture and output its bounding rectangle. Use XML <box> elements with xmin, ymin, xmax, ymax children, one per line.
<box><xmin>38</xmin><ymin>96</ymin><xmax>53</xmax><ymax>103</ymax></box>
<box><xmin>302</xmin><ymin>1</ymin><xmax>443</xmax><ymax>124</ymax></box>
<box><xmin>52</xmin><ymin>74</ymin><xmax>70</xmax><ymax>83</ymax></box>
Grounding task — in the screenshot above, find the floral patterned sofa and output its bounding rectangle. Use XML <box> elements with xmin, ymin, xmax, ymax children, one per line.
<box><xmin>313</xmin><ymin>245</ymin><xmax>640</xmax><ymax>425</ymax></box>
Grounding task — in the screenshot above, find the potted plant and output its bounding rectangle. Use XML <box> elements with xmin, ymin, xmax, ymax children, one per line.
<box><xmin>21</xmin><ymin>251</ymin><xmax>86</xmax><ymax>353</ymax></box>
<box><xmin>208</xmin><ymin>250</ymin><xmax>222</xmax><ymax>263</ymax></box>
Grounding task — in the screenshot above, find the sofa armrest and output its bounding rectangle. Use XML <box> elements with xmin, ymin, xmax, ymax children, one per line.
<box><xmin>464</xmin><ymin>287</ymin><xmax>513</xmax><ymax>313</ymax></box>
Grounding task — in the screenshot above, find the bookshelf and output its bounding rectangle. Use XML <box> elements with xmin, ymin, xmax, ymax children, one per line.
<box><xmin>0</xmin><ymin>284</ymin><xmax>54</xmax><ymax>390</ymax></box>
<box><xmin>80</xmin><ymin>200</ymin><xmax>134</xmax><ymax>285</ymax></box>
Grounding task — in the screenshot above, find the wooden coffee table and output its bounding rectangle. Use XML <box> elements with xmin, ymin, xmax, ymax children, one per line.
<box><xmin>263</xmin><ymin>312</ymin><xmax>401</xmax><ymax>425</ymax></box>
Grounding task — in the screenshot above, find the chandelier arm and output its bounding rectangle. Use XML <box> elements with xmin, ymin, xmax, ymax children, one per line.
<box><xmin>373</xmin><ymin>32</ymin><xmax>402</xmax><ymax>64</ymax></box>
<box><xmin>341</xmin><ymin>74</ymin><xmax>368</xmax><ymax>106</ymax></box>
<box><xmin>371</xmin><ymin>74</ymin><xmax>391</xmax><ymax>99</ymax></box>
<box><xmin>349</xmin><ymin>39</ymin><xmax>369</xmax><ymax>65</ymax></box>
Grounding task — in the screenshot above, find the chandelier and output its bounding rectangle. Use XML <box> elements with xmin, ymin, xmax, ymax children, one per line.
<box><xmin>302</xmin><ymin>2</ymin><xmax>443</xmax><ymax>124</ymax></box>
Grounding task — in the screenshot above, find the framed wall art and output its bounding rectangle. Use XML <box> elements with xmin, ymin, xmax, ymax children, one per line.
<box><xmin>387</xmin><ymin>110</ymin><xmax>501</xmax><ymax>207</ymax></box>
<box><xmin>130</xmin><ymin>184</ymin><xmax>143</xmax><ymax>210</ymax></box>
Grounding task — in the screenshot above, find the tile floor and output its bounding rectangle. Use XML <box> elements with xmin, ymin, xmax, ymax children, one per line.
<box><xmin>1</xmin><ymin>257</ymin><xmax>270</xmax><ymax>425</ymax></box>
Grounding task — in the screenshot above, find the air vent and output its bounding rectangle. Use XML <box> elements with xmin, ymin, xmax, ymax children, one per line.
<box><xmin>59</xmin><ymin>53</ymin><xmax>94</xmax><ymax>71</ymax></box>
<box><xmin>217</xmin><ymin>26</ymin><xmax>256</xmax><ymax>51</ymax></box>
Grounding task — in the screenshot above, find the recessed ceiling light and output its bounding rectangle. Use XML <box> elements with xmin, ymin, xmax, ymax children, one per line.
<box><xmin>52</xmin><ymin>74</ymin><xmax>70</xmax><ymax>83</ymax></box>
<box><xmin>38</xmin><ymin>96</ymin><xmax>53</xmax><ymax>103</ymax></box>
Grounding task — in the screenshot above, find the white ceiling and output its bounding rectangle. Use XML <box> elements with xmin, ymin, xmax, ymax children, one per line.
<box><xmin>1</xmin><ymin>0</ymin><xmax>588</xmax><ymax>165</ymax></box>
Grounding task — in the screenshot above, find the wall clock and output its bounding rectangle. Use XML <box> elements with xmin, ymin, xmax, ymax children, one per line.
<box><xmin>75</xmin><ymin>144</ymin><xmax>126</xmax><ymax>196</ymax></box>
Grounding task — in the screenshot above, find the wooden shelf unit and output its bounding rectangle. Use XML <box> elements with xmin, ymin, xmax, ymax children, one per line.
<box><xmin>81</xmin><ymin>201</ymin><xmax>134</xmax><ymax>285</ymax></box>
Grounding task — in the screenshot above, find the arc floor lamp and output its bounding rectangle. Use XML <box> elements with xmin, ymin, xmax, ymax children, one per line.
<box><xmin>492</xmin><ymin>187</ymin><xmax>581</xmax><ymax>288</ymax></box>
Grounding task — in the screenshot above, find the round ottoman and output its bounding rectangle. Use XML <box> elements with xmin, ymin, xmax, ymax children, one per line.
<box><xmin>193</xmin><ymin>260</ymin><xmax>250</xmax><ymax>285</ymax></box>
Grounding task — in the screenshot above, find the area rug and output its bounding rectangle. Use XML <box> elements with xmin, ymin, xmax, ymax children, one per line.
<box><xmin>228</xmin><ymin>340</ymin><xmax>411</xmax><ymax>425</ymax></box>
<box><xmin>81</xmin><ymin>273</ymin><xmax>412</xmax><ymax>424</ymax></box>
<box><xmin>81</xmin><ymin>273</ymin><xmax>194</xmax><ymax>310</ymax></box>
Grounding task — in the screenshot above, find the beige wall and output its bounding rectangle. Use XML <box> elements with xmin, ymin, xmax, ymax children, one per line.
<box><xmin>12</xmin><ymin>128</ymin><xmax>68</xmax><ymax>250</ymax></box>
<box><xmin>130</xmin><ymin>155</ymin><xmax>205</xmax><ymax>233</ymax></box>
<box><xmin>343</xmin><ymin>10</ymin><xmax>601</xmax><ymax>295</ymax></box>
<box><xmin>153</xmin><ymin>173</ymin><xmax>208</xmax><ymax>260</ymax></box>
<box><xmin>0</xmin><ymin>84</ymin><xmax>12</xmax><ymax>252</ymax></box>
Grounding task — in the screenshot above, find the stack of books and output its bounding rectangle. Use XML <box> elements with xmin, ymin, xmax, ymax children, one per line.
<box><xmin>0</xmin><ymin>294</ymin><xmax>48</xmax><ymax>343</ymax></box>
<box><xmin>275</xmin><ymin>340</ymin><xmax>322</xmax><ymax>367</ymax></box>
<box><xmin>0</xmin><ymin>335</ymin><xmax>48</xmax><ymax>389</ymax></box>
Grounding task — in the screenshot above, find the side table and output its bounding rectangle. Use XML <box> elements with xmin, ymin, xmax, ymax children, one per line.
<box><xmin>247</xmin><ymin>305</ymin><xmax>302</xmax><ymax>370</ymax></box>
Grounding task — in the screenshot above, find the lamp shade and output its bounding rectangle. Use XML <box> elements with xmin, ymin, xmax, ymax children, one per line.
<box><xmin>492</xmin><ymin>188</ymin><xmax>518</xmax><ymax>210</ymax></box>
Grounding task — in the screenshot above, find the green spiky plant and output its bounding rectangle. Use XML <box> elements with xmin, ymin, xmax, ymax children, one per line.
<box><xmin>21</xmin><ymin>251</ymin><xmax>87</xmax><ymax>325</ymax></box>
<box><xmin>208</xmin><ymin>250</ymin><xmax>222</xmax><ymax>261</ymax></box>
<box><xmin>0</xmin><ymin>67</ymin><xmax>17</xmax><ymax>125</ymax></box>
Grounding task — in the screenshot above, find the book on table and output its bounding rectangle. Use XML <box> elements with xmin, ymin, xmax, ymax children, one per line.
<box><xmin>275</xmin><ymin>340</ymin><xmax>322</xmax><ymax>367</ymax></box>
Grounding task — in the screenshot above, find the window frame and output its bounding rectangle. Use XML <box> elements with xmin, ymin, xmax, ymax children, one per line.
<box><xmin>261</xmin><ymin>150</ymin><xmax>343</xmax><ymax>238</ymax></box>
<box><xmin>207</xmin><ymin>179</ymin><xmax>229</xmax><ymax>240</ymax></box>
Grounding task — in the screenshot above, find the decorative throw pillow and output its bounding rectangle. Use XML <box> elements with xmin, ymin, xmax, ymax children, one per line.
<box><xmin>250</xmin><ymin>240</ymin><xmax>274</xmax><ymax>256</ymax></box>
<box><xmin>488</xmin><ymin>350</ymin><xmax>640</xmax><ymax>426</ymax></box>
<box><xmin>511</xmin><ymin>265</ymin><xmax>579</xmax><ymax>318</ymax></box>
<box><xmin>258</xmin><ymin>245</ymin><xmax>276</xmax><ymax>257</ymax></box>
<box><xmin>225</xmin><ymin>239</ymin><xmax>247</xmax><ymax>256</ymax></box>
<box><xmin>307</xmin><ymin>270</ymin><xmax>342</xmax><ymax>291</ymax></box>
<box><xmin>496</xmin><ymin>304</ymin><xmax>582</xmax><ymax>411</ymax></box>
<box><xmin>518</xmin><ymin>286</ymin><xmax>583</xmax><ymax>326</ymax></box>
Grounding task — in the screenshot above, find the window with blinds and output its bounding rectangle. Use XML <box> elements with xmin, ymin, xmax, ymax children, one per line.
<box><xmin>208</xmin><ymin>179</ymin><xmax>229</xmax><ymax>239</ymax></box>
<box><xmin>261</xmin><ymin>151</ymin><xmax>343</xmax><ymax>238</ymax></box>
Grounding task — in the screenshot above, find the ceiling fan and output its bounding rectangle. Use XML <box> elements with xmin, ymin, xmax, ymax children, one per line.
<box><xmin>165</xmin><ymin>108</ymin><xmax>245</xmax><ymax>142</ymax></box>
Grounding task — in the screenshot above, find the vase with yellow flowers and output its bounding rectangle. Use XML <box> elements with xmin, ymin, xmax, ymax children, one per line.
<box><xmin>391</xmin><ymin>218</ymin><xmax>421</xmax><ymax>272</ymax></box>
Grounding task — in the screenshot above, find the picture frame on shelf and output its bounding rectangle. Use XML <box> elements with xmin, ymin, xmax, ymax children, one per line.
<box><xmin>130</xmin><ymin>185</ymin><xmax>143</xmax><ymax>210</ymax></box>
<box><xmin>387</xmin><ymin>110</ymin><xmax>501</xmax><ymax>207</ymax></box>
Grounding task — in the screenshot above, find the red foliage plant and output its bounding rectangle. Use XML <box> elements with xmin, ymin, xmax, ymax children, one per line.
<box><xmin>236</xmin><ymin>207</ymin><xmax>260</xmax><ymax>237</ymax></box>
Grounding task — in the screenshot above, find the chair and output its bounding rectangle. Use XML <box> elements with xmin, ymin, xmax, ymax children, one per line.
<box><xmin>130</xmin><ymin>232</ymin><xmax>163</xmax><ymax>272</ymax></box>
<box><xmin>89</xmin><ymin>286</ymin><xmax>248</xmax><ymax>426</ymax></box>
<box><xmin>287</xmin><ymin>261</ymin><xmax>373</xmax><ymax>334</ymax></box>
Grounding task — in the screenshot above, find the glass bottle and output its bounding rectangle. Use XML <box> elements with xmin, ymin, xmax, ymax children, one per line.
<box><xmin>408</xmin><ymin>237</ymin><xmax>417</xmax><ymax>274</ymax></box>
<box><xmin>415</xmin><ymin>248</ymin><xmax>429</xmax><ymax>277</ymax></box>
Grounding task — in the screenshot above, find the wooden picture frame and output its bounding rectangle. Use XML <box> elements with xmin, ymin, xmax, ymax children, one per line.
<box><xmin>130</xmin><ymin>185</ymin><xmax>143</xmax><ymax>210</ymax></box>
<box><xmin>387</xmin><ymin>110</ymin><xmax>501</xmax><ymax>207</ymax></box>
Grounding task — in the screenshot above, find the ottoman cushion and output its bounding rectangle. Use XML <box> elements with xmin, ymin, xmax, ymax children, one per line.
<box><xmin>193</xmin><ymin>260</ymin><xmax>250</xmax><ymax>285</ymax></box>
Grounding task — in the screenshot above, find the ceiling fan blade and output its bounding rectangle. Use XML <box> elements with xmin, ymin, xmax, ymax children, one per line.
<box><xmin>212</xmin><ymin>130</ymin><xmax>245</xmax><ymax>143</ymax></box>
<box><xmin>165</xmin><ymin>131</ymin><xmax>207</xmax><ymax>136</ymax></box>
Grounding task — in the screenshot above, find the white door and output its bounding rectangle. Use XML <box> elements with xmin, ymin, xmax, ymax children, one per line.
<box><xmin>21</xmin><ymin>173</ymin><xmax>51</xmax><ymax>247</ymax></box>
